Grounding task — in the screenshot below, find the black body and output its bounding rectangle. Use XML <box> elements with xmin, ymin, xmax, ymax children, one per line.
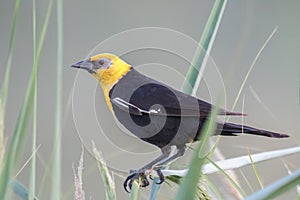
<box><xmin>109</xmin><ymin>69</ymin><xmax>288</xmax><ymax>149</ymax></box>
<box><xmin>71</xmin><ymin>57</ymin><xmax>289</xmax><ymax>192</ymax></box>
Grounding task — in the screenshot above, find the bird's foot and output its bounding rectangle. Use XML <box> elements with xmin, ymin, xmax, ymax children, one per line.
<box><xmin>149</xmin><ymin>168</ymin><xmax>165</xmax><ymax>184</ymax></box>
<box><xmin>123</xmin><ymin>170</ymin><xmax>149</xmax><ymax>193</ymax></box>
<box><xmin>123</xmin><ymin>168</ymin><xmax>165</xmax><ymax>192</ymax></box>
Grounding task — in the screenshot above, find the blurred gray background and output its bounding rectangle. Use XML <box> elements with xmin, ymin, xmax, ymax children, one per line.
<box><xmin>0</xmin><ymin>0</ymin><xmax>299</xmax><ymax>199</ymax></box>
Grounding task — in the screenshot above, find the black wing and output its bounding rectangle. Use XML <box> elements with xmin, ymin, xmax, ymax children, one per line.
<box><xmin>109</xmin><ymin>69</ymin><xmax>245</xmax><ymax>118</ymax></box>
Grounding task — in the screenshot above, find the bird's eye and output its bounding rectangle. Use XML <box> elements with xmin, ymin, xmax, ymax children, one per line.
<box><xmin>94</xmin><ymin>58</ymin><xmax>111</xmax><ymax>69</ymax></box>
<box><xmin>98</xmin><ymin>59</ymin><xmax>105</xmax><ymax>65</ymax></box>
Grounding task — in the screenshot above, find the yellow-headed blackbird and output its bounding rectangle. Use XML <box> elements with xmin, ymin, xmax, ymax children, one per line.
<box><xmin>71</xmin><ymin>53</ymin><xmax>289</xmax><ymax>192</ymax></box>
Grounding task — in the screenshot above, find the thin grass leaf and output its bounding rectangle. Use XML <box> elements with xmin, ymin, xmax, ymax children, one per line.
<box><xmin>12</xmin><ymin>0</ymin><xmax>52</xmax><ymax>169</ymax></box>
<box><xmin>0</xmin><ymin>105</ymin><xmax>30</xmax><ymax>199</ymax></box>
<box><xmin>37</xmin><ymin>153</ymin><xmax>52</xmax><ymax>198</ymax></box>
<box><xmin>240</xmin><ymin>169</ymin><xmax>254</xmax><ymax>193</ymax></box>
<box><xmin>247</xmin><ymin>149</ymin><xmax>264</xmax><ymax>189</ymax></box>
<box><xmin>203</xmin><ymin>175</ymin><xmax>224</xmax><ymax>200</ymax></box>
<box><xmin>206</xmin><ymin>134</ymin><xmax>244</xmax><ymax>199</ymax></box>
<box><xmin>0</xmin><ymin>1</ymin><xmax>53</xmax><ymax>198</ymax></box>
<box><xmin>149</xmin><ymin>0</ymin><xmax>227</xmax><ymax>199</ymax></box>
<box><xmin>40</xmin><ymin>90</ymin><xmax>73</xmax><ymax>200</ymax></box>
<box><xmin>249</xmin><ymin>86</ymin><xmax>276</xmax><ymax>120</ymax></box>
<box><xmin>51</xmin><ymin>0</ymin><xmax>63</xmax><ymax>198</ymax></box>
<box><xmin>29</xmin><ymin>0</ymin><xmax>37</xmax><ymax>199</ymax></box>
<box><xmin>0</xmin><ymin>99</ymin><xmax>4</xmax><ymax>167</ymax></box>
<box><xmin>167</xmin><ymin>175</ymin><xmax>211</xmax><ymax>200</ymax></box>
<box><xmin>179</xmin><ymin>0</ymin><xmax>239</xmax><ymax>199</ymax></box>
<box><xmin>12</xmin><ymin>145</ymin><xmax>41</xmax><ymax>181</ymax></box>
<box><xmin>205</xmin><ymin>146</ymin><xmax>300</xmax><ymax>175</ymax></box>
<box><xmin>242</xmin><ymin>95</ymin><xmax>263</xmax><ymax>189</ymax></box>
<box><xmin>0</xmin><ymin>0</ymin><xmax>21</xmax><ymax>115</ymax></box>
<box><xmin>182</xmin><ymin>0</ymin><xmax>227</xmax><ymax>95</ymax></box>
<box><xmin>0</xmin><ymin>0</ymin><xmax>20</xmax><ymax>184</ymax></box>
<box><xmin>130</xmin><ymin>181</ymin><xmax>139</xmax><ymax>200</ymax></box>
<box><xmin>211</xmin><ymin>27</ymin><xmax>281</xmax><ymax>198</ymax></box>
<box><xmin>207</xmin><ymin>136</ymin><xmax>221</xmax><ymax>159</ymax></box>
<box><xmin>207</xmin><ymin>157</ymin><xmax>247</xmax><ymax>197</ymax></box>
<box><xmin>161</xmin><ymin>145</ymin><xmax>300</xmax><ymax>199</ymax></box>
<box><xmin>195</xmin><ymin>187</ymin><xmax>210</xmax><ymax>200</ymax></box>
<box><xmin>175</xmin><ymin>102</ymin><xmax>220</xmax><ymax>200</ymax></box>
<box><xmin>92</xmin><ymin>142</ymin><xmax>116</xmax><ymax>200</ymax></box>
<box><xmin>283</xmin><ymin>163</ymin><xmax>300</xmax><ymax>196</ymax></box>
<box><xmin>231</xmin><ymin>27</ymin><xmax>278</xmax><ymax>111</ymax></box>
<box><xmin>165</xmin><ymin>175</ymin><xmax>181</xmax><ymax>185</ymax></box>
<box><xmin>10</xmin><ymin>144</ymin><xmax>40</xmax><ymax>200</ymax></box>
<box><xmin>160</xmin><ymin>146</ymin><xmax>300</xmax><ymax>177</ymax></box>
<box><xmin>245</xmin><ymin>169</ymin><xmax>300</xmax><ymax>200</ymax></box>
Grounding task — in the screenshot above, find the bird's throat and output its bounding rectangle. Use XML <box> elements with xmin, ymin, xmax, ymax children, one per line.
<box><xmin>93</xmin><ymin>63</ymin><xmax>131</xmax><ymax>110</ymax></box>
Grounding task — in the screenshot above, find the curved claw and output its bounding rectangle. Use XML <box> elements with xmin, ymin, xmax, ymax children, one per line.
<box><xmin>140</xmin><ymin>173</ymin><xmax>149</xmax><ymax>187</ymax></box>
<box><xmin>149</xmin><ymin>174</ymin><xmax>154</xmax><ymax>181</ymax></box>
<box><xmin>153</xmin><ymin>169</ymin><xmax>165</xmax><ymax>185</ymax></box>
<box><xmin>123</xmin><ymin>171</ymin><xmax>149</xmax><ymax>193</ymax></box>
<box><xmin>123</xmin><ymin>173</ymin><xmax>135</xmax><ymax>193</ymax></box>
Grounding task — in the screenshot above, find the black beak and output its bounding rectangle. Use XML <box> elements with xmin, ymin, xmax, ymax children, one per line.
<box><xmin>70</xmin><ymin>60</ymin><xmax>96</xmax><ymax>74</ymax></box>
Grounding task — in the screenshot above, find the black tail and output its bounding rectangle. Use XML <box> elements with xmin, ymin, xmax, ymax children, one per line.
<box><xmin>220</xmin><ymin>122</ymin><xmax>289</xmax><ymax>138</ymax></box>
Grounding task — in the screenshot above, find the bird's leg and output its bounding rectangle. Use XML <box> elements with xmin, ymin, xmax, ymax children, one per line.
<box><xmin>156</xmin><ymin>146</ymin><xmax>186</xmax><ymax>167</ymax></box>
<box><xmin>151</xmin><ymin>146</ymin><xmax>186</xmax><ymax>184</ymax></box>
<box><xmin>123</xmin><ymin>145</ymin><xmax>172</xmax><ymax>192</ymax></box>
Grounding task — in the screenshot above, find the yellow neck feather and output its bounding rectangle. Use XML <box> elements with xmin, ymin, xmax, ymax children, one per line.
<box><xmin>93</xmin><ymin>59</ymin><xmax>131</xmax><ymax>110</ymax></box>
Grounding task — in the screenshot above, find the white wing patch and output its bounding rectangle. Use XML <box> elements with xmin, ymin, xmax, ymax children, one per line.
<box><xmin>112</xmin><ymin>97</ymin><xmax>164</xmax><ymax>116</ymax></box>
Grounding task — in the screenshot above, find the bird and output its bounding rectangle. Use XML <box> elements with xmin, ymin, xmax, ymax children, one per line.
<box><xmin>71</xmin><ymin>53</ymin><xmax>289</xmax><ymax>192</ymax></box>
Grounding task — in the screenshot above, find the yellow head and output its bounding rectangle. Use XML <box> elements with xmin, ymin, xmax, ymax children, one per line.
<box><xmin>71</xmin><ymin>53</ymin><xmax>132</xmax><ymax>110</ymax></box>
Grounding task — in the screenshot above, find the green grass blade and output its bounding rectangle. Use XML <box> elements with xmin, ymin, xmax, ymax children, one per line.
<box><xmin>162</xmin><ymin>146</ymin><xmax>300</xmax><ymax>198</ymax></box>
<box><xmin>51</xmin><ymin>0</ymin><xmax>63</xmax><ymax>198</ymax></box>
<box><xmin>245</xmin><ymin>169</ymin><xmax>300</xmax><ymax>200</ymax></box>
<box><xmin>247</xmin><ymin>150</ymin><xmax>264</xmax><ymax>189</ymax></box>
<box><xmin>0</xmin><ymin>78</ymin><xmax>35</xmax><ymax>199</ymax></box>
<box><xmin>29</xmin><ymin>0</ymin><xmax>37</xmax><ymax>199</ymax></box>
<box><xmin>92</xmin><ymin>142</ymin><xmax>116</xmax><ymax>200</ymax></box>
<box><xmin>0</xmin><ymin>1</ymin><xmax>53</xmax><ymax>198</ymax></box>
<box><xmin>14</xmin><ymin>0</ymin><xmax>53</xmax><ymax>186</ymax></box>
<box><xmin>130</xmin><ymin>181</ymin><xmax>139</xmax><ymax>200</ymax></box>
<box><xmin>169</xmin><ymin>0</ymin><xmax>227</xmax><ymax>199</ymax></box>
<box><xmin>37</xmin><ymin>155</ymin><xmax>52</xmax><ymax>198</ymax></box>
<box><xmin>202</xmin><ymin>147</ymin><xmax>300</xmax><ymax>174</ymax></box>
<box><xmin>182</xmin><ymin>0</ymin><xmax>227</xmax><ymax>94</ymax></box>
<box><xmin>206</xmin><ymin>157</ymin><xmax>247</xmax><ymax>197</ymax></box>
<box><xmin>240</xmin><ymin>170</ymin><xmax>255</xmax><ymax>193</ymax></box>
<box><xmin>249</xmin><ymin>86</ymin><xmax>276</xmax><ymax>120</ymax></box>
<box><xmin>151</xmin><ymin>0</ymin><xmax>227</xmax><ymax>196</ymax></box>
<box><xmin>203</xmin><ymin>175</ymin><xmax>224</xmax><ymax>200</ymax></box>
<box><xmin>175</xmin><ymin>103</ymin><xmax>220</xmax><ymax>200</ymax></box>
<box><xmin>284</xmin><ymin>163</ymin><xmax>300</xmax><ymax>198</ymax></box>
<box><xmin>160</xmin><ymin>147</ymin><xmax>300</xmax><ymax>177</ymax></box>
<box><xmin>0</xmin><ymin>0</ymin><xmax>21</xmax><ymax>116</ymax></box>
<box><xmin>0</xmin><ymin>99</ymin><xmax>4</xmax><ymax>166</ymax></box>
<box><xmin>167</xmin><ymin>175</ymin><xmax>211</xmax><ymax>200</ymax></box>
<box><xmin>231</xmin><ymin>27</ymin><xmax>278</xmax><ymax>111</ymax></box>
<box><xmin>243</xmin><ymin>96</ymin><xmax>263</xmax><ymax>189</ymax></box>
